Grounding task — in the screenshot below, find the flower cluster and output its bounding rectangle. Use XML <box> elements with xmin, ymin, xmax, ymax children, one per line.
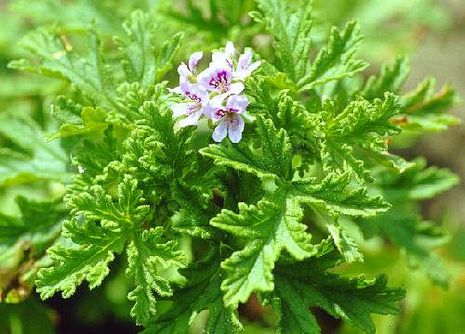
<box><xmin>170</xmin><ymin>42</ymin><xmax>261</xmax><ymax>143</ymax></box>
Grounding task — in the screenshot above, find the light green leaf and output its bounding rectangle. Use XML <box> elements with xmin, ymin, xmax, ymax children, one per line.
<box><xmin>211</xmin><ymin>194</ymin><xmax>317</xmax><ymax>307</ymax></box>
<box><xmin>362</xmin><ymin>56</ymin><xmax>410</xmax><ymax>100</ymax></box>
<box><xmin>127</xmin><ymin>227</ymin><xmax>186</xmax><ymax>325</ymax></box>
<box><xmin>145</xmin><ymin>251</ymin><xmax>243</xmax><ymax>334</ymax></box>
<box><xmin>200</xmin><ymin>116</ymin><xmax>292</xmax><ymax>181</ymax></box>
<box><xmin>298</xmin><ymin>21</ymin><xmax>367</xmax><ymax>91</ymax></box>
<box><xmin>253</xmin><ymin>0</ymin><xmax>312</xmax><ymax>83</ymax></box>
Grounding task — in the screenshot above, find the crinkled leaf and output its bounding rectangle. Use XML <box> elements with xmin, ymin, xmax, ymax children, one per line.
<box><xmin>275</xmin><ymin>249</ymin><xmax>405</xmax><ymax>334</ymax></box>
<box><xmin>298</xmin><ymin>21</ymin><xmax>367</xmax><ymax>91</ymax></box>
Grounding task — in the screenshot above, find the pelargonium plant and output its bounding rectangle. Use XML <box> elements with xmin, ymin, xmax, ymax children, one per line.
<box><xmin>0</xmin><ymin>0</ymin><xmax>459</xmax><ymax>333</ymax></box>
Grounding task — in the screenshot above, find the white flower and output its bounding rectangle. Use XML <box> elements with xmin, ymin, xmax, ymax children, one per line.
<box><xmin>211</xmin><ymin>41</ymin><xmax>235</xmax><ymax>70</ymax></box>
<box><xmin>211</xmin><ymin>42</ymin><xmax>261</xmax><ymax>81</ymax></box>
<box><xmin>235</xmin><ymin>49</ymin><xmax>261</xmax><ymax>81</ymax></box>
<box><xmin>177</xmin><ymin>51</ymin><xmax>203</xmax><ymax>82</ymax></box>
<box><xmin>170</xmin><ymin>43</ymin><xmax>260</xmax><ymax>143</ymax></box>
<box><xmin>198</xmin><ymin>66</ymin><xmax>244</xmax><ymax>96</ymax></box>
<box><xmin>206</xmin><ymin>95</ymin><xmax>248</xmax><ymax>143</ymax></box>
<box><xmin>171</xmin><ymin>81</ymin><xmax>209</xmax><ymax>128</ymax></box>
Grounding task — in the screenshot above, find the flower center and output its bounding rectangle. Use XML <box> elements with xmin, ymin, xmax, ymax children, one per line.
<box><xmin>209</xmin><ymin>70</ymin><xmax>230</xmax><ymax>92</ymax></box>
<box><xmin>185</xmin><ymin>90</ymin><xmax>202</xmax><ymax>103</ymax></box>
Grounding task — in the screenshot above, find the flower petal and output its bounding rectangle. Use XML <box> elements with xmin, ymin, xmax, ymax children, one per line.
<box><xmin>248</xmin><ymin>60</ymin><xmax>262</xmax><ymax>73</ymax></box>
<box><xmin>229</xmin><ymin>82</ymin><xmax>245</xmax><ymax>95</ymax></box>
<box><xmin>177</xmin><ymin>63</ymin><xmax>190</xmax><ymax>78</ymax></box>
<box><xmin>227</xmin><ymin>115</ymin><xmax>245</xmax><ymax>143</ymax></box>
<box><xmin>225</xmin><ymin>42</ymin><xmax>236</xmax><ymax>59</ymax></box>
<box><xmin>169</xmin><ymin>86</ymin><xmax>183</xmax><ymax>95</ymax></box>
<box><xmin>188</xmin><ymin>51</ymin><xmax>203</xmax><ymax>73</ymax></box>
<box><xmin>212</xmin><ymin>120</ymin><xmax>228</xmax><ymax>142</ymax></box>
<box><xmin>227</xmin><ymin>95</ymin><xmax>249</xmax><ymax>114</ymax></box>
<box><xmin>189</xmin><ymin>84</ymin><xmax>209</xmax><ymax>104</ymax></box>
<box><xmin>198</xmin><ymin>66</ymin><xmax>233</xmax><ymax>93</ymax></box>
<box><xmin>237</xmin><ymin>49</ymin><xmax>252</xmax><ymax>71</ymax></box>
<box><xmin>178</xmin><ymin>110</ymin><xmax>203</xmax><ymax>128</ymax></box>
<box><xmin>171</xmin><ymin>103</ymin><xmax>189</xmax><ymax>118</ymax></box>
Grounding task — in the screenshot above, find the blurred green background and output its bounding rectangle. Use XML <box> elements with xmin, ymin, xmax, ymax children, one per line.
<box><xmin>0</xmin><ymin>0</ymin><xmax>464</xmax><ymax>333</ymax></box>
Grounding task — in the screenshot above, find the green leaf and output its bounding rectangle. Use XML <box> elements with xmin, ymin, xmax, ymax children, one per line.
<box><xmin>10</xmin><ymin>28</ymin><xmax>119</xmax><ymax>110</ymax></box>
<box><xmin>377</xmin><ymin>158</ymin><xmax>459</xmax><ymax>201</ymax></box>
<box><xmin>48</xmin><ymin>106</ymin><xmax>109</xmax><ymax>140</ymax></box>
<box><xmin>0</xmin><ymin>114</ymin><xmax>68</xmax><ymax>186</ymax></box>
<box><xmin>398</xmin><ymin>79</ymin><xmax>459</xmax><ymax>132</ymax></box>
<box><xmin>36</xmin><ymin>176</ymin><xmax>150</xmax><ymax>299</ymax></box>
<box><xmin>0</xmin><ymin>197</ymin><xmax>65</xmax><ymax>302</ymax></box>
<box><xmin>298</xmin><ymin>21</ymin><xmax>367</xmax><ymax>91</ymax></box>
<box><xmin>35</xmin><ymin>218</ymin><xmax>128</xmax><ymax>299</ymax></box>
<box><xmin>67</xmin><ymin>175</ymin><xmax>150</xmax><ymax>226</ymax></box>
<box><xmin>246</xmin><ymin>76</ymin><xmax>319</xmax><ymax>158</ymax></box>
<box><xmin>127</xmin><ymin>227</ymin><xmax>186</xmax><ymax>325</ymax></box>
<box><xmin>116</xmin><ymin>10</ymin><xmax>183</xmax><ymax>87</ymax></box>
<box><xmin>326</xmin><ymin>219</ymin><xmax>364</xmax><ymax>263</ymax></box>
<box><xmin>291</xmin><ymin>172</ymin><xmax>391</xmax><ymax>217</ymax></box>
<box><xmin>200</xmin><ymin>116</ymin><xmax>292</xmax><ymax>181</ymax></box>
<box><xmin>211</xmin><ymin>193</ymin><xmax>316</xmax><ymax>307</ymax></box>
<box><xmin>171</xmin><ymin>176</ymin><xmax>221</xmax><ymax>240</ymax></box>
<box><xmin>275</xmin><ymin>249</ymin><xmax>405</xmax><ymax>334</ymax></box>
<box><xmin>145</xmin><ymin>250</ymin><xmax>243</xmax><ymax>334</ymax></box>
<box><xmin>362</xmin><ymin>158</ymin><xmax>459</xmax><ymax>287</ymax></box>
<box><xmin>362</xmin><ymin>56</ymin><xmax>410</xmax><ymax>100</ymax></box>
<box><xmin>321</xmin><ymin>93</ymin><xmax>402</xmax><ymax>180</ymax></box>
<box><xmin>253</xmin><ymin>0</ymin><xmax>312</xmax><ymax>83</ymax></box>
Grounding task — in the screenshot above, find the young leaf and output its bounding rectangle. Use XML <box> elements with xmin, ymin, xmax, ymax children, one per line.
<box><xmin>321</xmin><ymin>93</ymin><xmax>402</xmax><ymax>180</ymax></box>
<box><xmin>362</xmin><ymin>56</ymin><xmax>410</xmax><ymax>100</ymax></box>
<box><xmin>253</xmin><ymin>0</ymin><xmax>312</xmax><ymax>83</ymax></box>
<box><xmin>200</xmin><ymin>116</ymin><xmax>293</xmax><ymax>181</ymax></box>
<box><xmin>36</xmin><ymin>218</ymin><xmax>128</xmax><ymax>299</ymax></box>
<box><xmin>398</xmin><ymin>79</ymin><xmax>458</xmax><ymax>132</ymax></box>
<box><xmin>291</xmin><ymin>172</ymin><xmax>391</xmax><ymax>217</ymax></box>
<box><xmin>145</xmin><ymin>250</ymin><xmax>243</xmax><ymax>334</ymax></box>
<box><xmin>36</xmin><ymin>176</ymin><xmax>150</xmax><ymax>299</ymax></box>
<box><xmin>127</xmin><ymin>227</ymin><xmax>186</xmax><ymax>325</ymax></box>
<box><xmin>298</xmin><ymin>21</ymin><xmax>367</xmax><ymax>91</ymax></box>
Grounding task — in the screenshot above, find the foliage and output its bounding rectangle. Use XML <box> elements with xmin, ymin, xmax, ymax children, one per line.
<box><xmin>0</xmin><ymin>0</ymin><xmax>460</xmax><ymax>333</ymax></box>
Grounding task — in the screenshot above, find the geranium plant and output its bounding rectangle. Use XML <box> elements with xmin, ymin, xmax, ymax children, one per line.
<box><xmin>0</xmin><ymin>0</ymin><xmax>459</xmax><ymax>333</ymax></box>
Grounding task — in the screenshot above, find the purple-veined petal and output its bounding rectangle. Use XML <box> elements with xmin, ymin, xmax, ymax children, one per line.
<box><xmin>198</xmin><ymin>66</ymin><xmax>233</xmax><ymax>93</ymax></box>
<box><xmin>227</xmin><ymin>114</ymin><xmax>245</xmax><ymax>143</ymax></box>
<box><xmin>237</xmin><ymin>49</ymin><xmax>252</xmax><ymax>71</ymax></box>
<box><xmin>204</xmin><ymin>94</ymin><xmax>227</xmax><ymax>120</ymax></box>
<box><xmin>212</xmin><ymin>120</ymin><xmax>228</xmax><ymax>142</ymax></box>
<box><xmin>212</xmin><ymin>51</ymin><xmax>231</xmax><ymax>69</ymax></box>
<box><xmin>178</xmin><ymin>109</ymin><xmax>203</xmax><ymax>128</ymax></box>
<box><xmin>188</xmin><ymin>51</ymin><xmax>203</xmax><ymax>73</ymax></box>
<box><xmin>229</xmin><ymin>82</ymin><xmax>245</xmax><ymax>95</ymax></box>
<box><xmin>189</xmin><ymin>84</ymin><xmax>209</xmax><ymax>105</ymax></box>
<box><xmin>180</xmin><ymin>81</ymin><xmax>209</xmax><ymax>105</ymax></box>
<box><xmin>227</xmin><ymin>95</ymin><xmax>249</xmax><ymax>114</ymax></box>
